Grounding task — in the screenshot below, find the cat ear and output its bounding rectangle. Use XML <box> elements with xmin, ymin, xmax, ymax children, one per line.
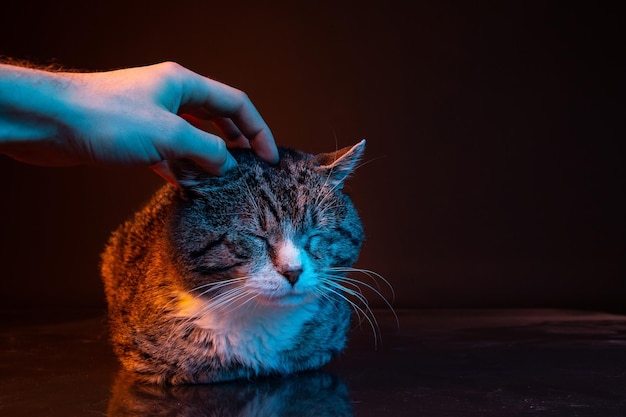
<box><xmin>167</xmin><ymin>159</ymin><xmax>226</xmax><ymax>193</ymax></box>
<box><xmin>314</xmin><ymin>139</ymin><xmax>366</xmax><ymax>187</ymax></box>
<box><xmin>168</xmin><ymin>159</ymin><xmax>204</xmax><ymax>188</ymax></box>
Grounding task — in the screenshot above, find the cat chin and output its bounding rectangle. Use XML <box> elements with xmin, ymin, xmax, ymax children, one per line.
<box><xmin>255</xmin><ymin>292</ymin><xmax>317</xmax><ymax>309</ymax></box>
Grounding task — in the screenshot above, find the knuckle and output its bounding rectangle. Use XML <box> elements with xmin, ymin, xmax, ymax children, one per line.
<box><xmin>230</xmin><ymin>89</ymin><xmax>250</xmax><ymax>110</ymax></box>
<box><xmin>236</xmin><ymin>90</ymin><xmax>250</xmax><ymax>104</ymax></box>
<box><xmin>152</xmin><ymin>62</ymin><xmax>188</xmax><ymax>88</ymax></box>
<box><xmin>157</xmin><ymin>61</ymin><xmax>185</xmax><ymax>76</ymax></box>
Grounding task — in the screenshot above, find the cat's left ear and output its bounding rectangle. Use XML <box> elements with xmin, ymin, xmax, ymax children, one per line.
<box><xmin>313</xmin><ymin>139</ymin><xmax>366</xmax><ymax>188</ymax></box>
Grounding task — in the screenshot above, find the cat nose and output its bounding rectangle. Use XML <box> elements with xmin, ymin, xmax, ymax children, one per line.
<box><xmin>281</xmin><ymin>268</ymin><xmax>303</xmax><ymax>286</ymax></box>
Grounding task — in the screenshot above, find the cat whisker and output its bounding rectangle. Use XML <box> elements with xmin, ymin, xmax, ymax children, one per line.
<box><xmin>322</xmin><ymin>268</ymin><xmax>399</xmax><ymax>335</ymax></box>
<box><xmin>313</xmin><ymin>152</ymin><xmax>345</xmax><ymax>213</ymax></box>
<box><xmin>164</xmin><ymin>284</ymin><xmax>249</xmax><ymax>345</ymax></box>
<box><xmin>324</xmin><ymin>276</ymin><xmax>391</xmax><ymax>342</ymax></box>
<box><xmin>197</xmin><ymin>284</ymin><xmax>260</xmax><ymax>318</ymax></box>
<box><xmin>202</xmin><ymin>292</ymin><xmax>258</xmax><ymax>320</ymax></box>
<box><xmin>191</xmin><ymin>277</ymin><xmax>247</xmax><ymax>297</ymax></box>
<box><xmin>318</xmin><ymin>278</ymin><xmax>382</xmax><ymax>348</ymax></box>
<box><xmin>353</xmin><ymin>155</ymin><xmax>387</xmax><ymax>172</ymax></box>
<box><xmin>324</xmin><ymin>273</ymin><xmax>395</xmax><ymax>314</ymax></box>
<box><xmin>314</xmin><ymin>184</ymin><xmax>341</xmax><ymax>215</ymax></box>
<box><xmin>326</xmin><ymin>276</ymin><xmax>366</xmax><ymax>298</ymax></box>
<box><xmin>236</xmin><ymin>166</ymin><xmax>262</xmax><ymax>214</ymax></box>
<box><xmin>328</xmin><ymin>267</ymin><xmax>396</xmax><ymax>303</ymax></box>
<box><xmin>320</xmin><ymin>279</ymin><xmax>376</xmax><ymax>331</ymax></box>
<box><xmin>200</xmin><ymin>287</ymin><xmax>248</xmax><ymax>313</ymax></box>
<box><xmin>157</xmin><ymin>277</ymin><xmax>247</xmax><ymax>317</ymax></box>
<box><xmin>223</xmin><ymin>292</ymin><xmax>260</xmax><ymax>316</ymax></box>
<box><xmin>314</xmin><ymin>285</ymin><xmax>367</xmax><ymax>327</ymax></box>
<box><xmin>315</xmin><ymin>202</ymin><xmax>344</xmax><ymax>216</ymax></box>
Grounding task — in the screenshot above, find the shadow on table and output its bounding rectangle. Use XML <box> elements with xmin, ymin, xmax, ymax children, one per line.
<box><xmin>107</xmin><ymin>369</ymin><xmax>353</xmax><ymax>417</ymax></box>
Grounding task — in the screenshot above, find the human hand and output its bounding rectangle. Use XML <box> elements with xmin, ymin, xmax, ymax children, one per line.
<box><xmin>0</xmin><ymin>62</ymin><xmax>279</xmax><ymax>182</ymax></box>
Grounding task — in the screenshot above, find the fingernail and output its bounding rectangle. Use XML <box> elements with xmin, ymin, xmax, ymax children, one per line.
<box><xmin>224</xmin><ymin>153</ymin><xmax>238</xmax><ymax>173</ymax></box>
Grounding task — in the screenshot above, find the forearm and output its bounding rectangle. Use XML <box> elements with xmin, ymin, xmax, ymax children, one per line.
<box><xmin>0</xmin><ymin>64</ymin><xmax>75</xmax><ymax>156</ymax></box>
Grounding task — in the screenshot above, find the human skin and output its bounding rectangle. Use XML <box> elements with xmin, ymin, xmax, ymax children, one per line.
<box><xmin>0</xmin><ymin>61</ymin><xmax>279</xmax><ymax>182</ymax></box>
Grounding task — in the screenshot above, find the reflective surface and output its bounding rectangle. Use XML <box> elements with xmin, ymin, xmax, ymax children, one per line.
<box><xmin>2</xmin><ymin>309</ymin><xmax>625</xmax><ymax>416</ymax></box>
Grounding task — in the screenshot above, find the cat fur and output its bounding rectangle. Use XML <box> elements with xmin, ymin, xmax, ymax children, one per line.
<box><xmin>100</xmin><ymin>141</ymin><xmax>366</xmax><ymax>384</ymax></box>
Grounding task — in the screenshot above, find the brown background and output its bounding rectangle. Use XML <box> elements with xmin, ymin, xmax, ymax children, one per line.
<box><xmin>1</xmin><ymin>1</ymin><xmax>623</xmax><ymax>311</ymax></box>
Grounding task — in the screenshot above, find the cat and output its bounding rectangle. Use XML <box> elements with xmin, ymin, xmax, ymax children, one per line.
<box><xmin>107</xmin><ymin>370</ymin><xmax>353</xmax><ymax>416</ymax></box>
<box><xmin>100</xmin><ymin>140</ymin><xmax>370</xmax><ymax>384</ymax></box>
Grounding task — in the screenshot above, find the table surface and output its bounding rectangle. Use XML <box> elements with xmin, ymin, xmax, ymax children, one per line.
<box><xmin>1</xmin><ymin>308</ymin><xmax>625</xmax><ymax>416</ymax></box>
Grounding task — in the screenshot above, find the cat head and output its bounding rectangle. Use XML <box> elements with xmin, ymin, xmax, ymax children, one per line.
<box><xmin>166</xmin><ymin>140</ymin><xmax>365</xmax><ymax>309</ymax></box>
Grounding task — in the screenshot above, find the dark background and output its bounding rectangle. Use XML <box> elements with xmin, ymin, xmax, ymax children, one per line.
<box><xmin>1</xmin><ymin>1</ymin><xmax>623</xmax><ymax>311</ymax></box>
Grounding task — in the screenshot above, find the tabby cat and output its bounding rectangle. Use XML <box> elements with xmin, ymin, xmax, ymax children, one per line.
<box><xmin>101</xmin><ymin>140</ymin><xmax>366</xmax><ymax>384</ymax></box>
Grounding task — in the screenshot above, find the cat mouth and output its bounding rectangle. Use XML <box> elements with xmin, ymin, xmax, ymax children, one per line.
<box><xmin>256</xmin><ymin>291</ymin><xmax>315</xmax><ymax>307</ymax></box>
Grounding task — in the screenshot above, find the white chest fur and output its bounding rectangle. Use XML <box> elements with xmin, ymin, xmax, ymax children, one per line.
<box><xmin>174</xmin><ymin>292</ymin><xmax>320</xmax><ymax>371</ymax></box>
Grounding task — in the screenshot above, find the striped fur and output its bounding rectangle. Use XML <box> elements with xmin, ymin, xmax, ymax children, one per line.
<box><xmin>101</xmin><ymin>141</ymin><xmax>366</xmax><ymax>384</ymax></box>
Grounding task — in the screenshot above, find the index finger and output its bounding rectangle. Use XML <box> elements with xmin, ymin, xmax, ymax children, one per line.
<box><xmin>176</xmin><ymin>67</ymin><xmax>279</xmax><ymax>164</ymax></box>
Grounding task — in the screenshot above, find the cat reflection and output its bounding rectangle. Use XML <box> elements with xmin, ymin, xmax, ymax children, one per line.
<box><xmin>108</xmin><ymin>370</ymin><xmax>353</xmax><ymax>417</ymax></box>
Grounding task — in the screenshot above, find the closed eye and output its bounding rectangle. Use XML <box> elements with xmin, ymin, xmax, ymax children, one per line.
<box><xmin>241</xmin><ymin>232</ymin><xmax>271</xmax><ymax>252</ymax></box>
<box><xmin>245</xmin><ymin>232</ymin><xmax>269</xmax><ymax>244</ymax></box>
<box><xmin>189</xmin><ymin>233</ymin><xmax>227</xmax><ymax>260</ymax></box>
<box><xmin>306</xmin><ymin>232</ymin><xmax>325</xmax><ymax>244</ymax></box>
<box><xmin>192</xmin><ymin>262</ymin><xmax>244</xmax><ymax>276</ymax></box>
<box><xmin>304</xmin><ymin>233</ymin><xmax>326</xmax><ymax>259</ymax></box>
